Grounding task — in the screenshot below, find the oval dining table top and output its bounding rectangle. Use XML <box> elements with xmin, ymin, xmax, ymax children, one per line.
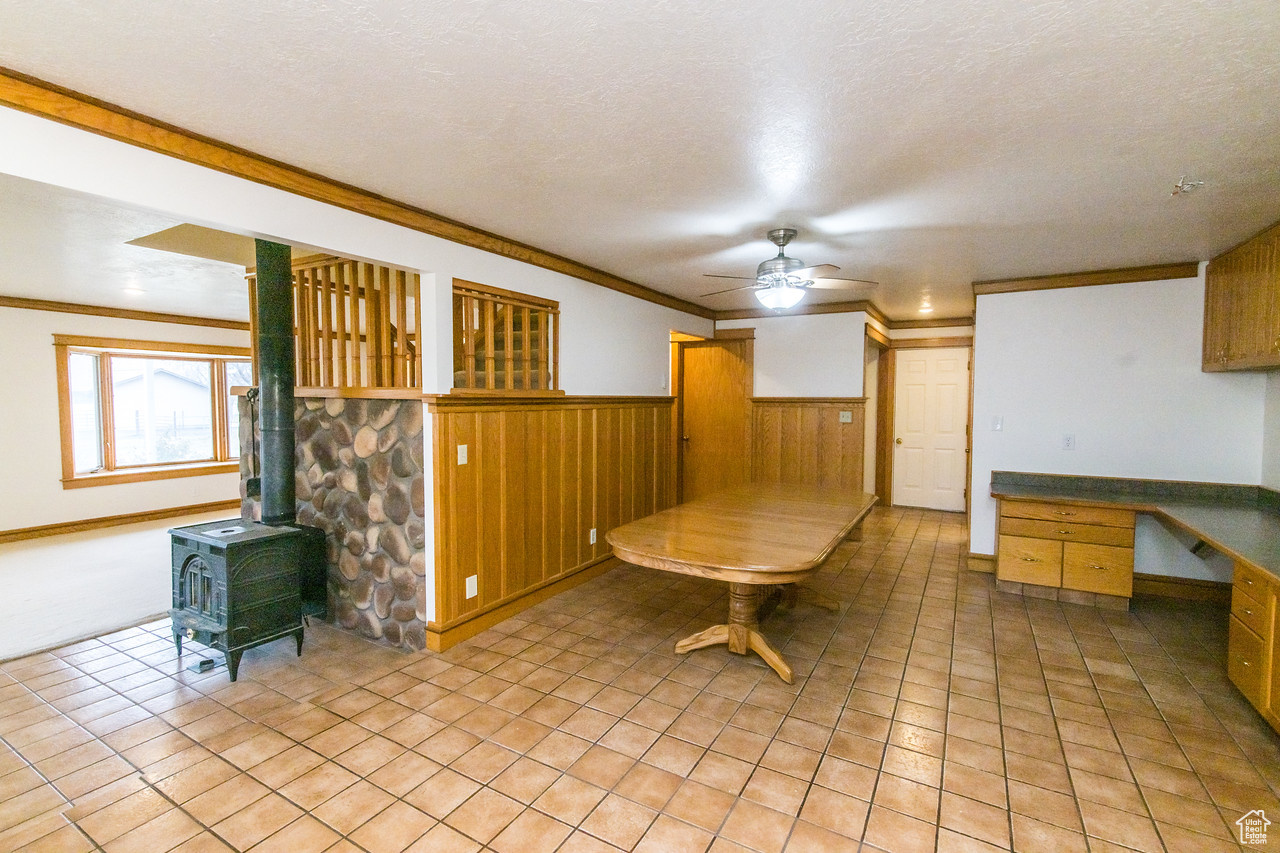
<box><xmin>606</xmin><ymin>483</ymin><xmax>878</xmax><ymax>586</ymax></box>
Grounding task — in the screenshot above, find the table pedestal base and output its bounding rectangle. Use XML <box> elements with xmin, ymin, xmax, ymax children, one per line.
<box><xmin>673</xmin><ymin>582</ymin><xmax>794</xmax><ymax>683</ymax></box>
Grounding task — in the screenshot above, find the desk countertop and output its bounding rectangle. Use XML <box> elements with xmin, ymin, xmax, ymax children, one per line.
<box><xmin>990</xmin><ymin>473</ymin><xmax>1280</xmax><ymax>580</ymax></box>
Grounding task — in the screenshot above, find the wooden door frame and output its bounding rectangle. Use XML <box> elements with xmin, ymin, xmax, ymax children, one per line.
<box><xmin>674</xmin><ymin>330</ymin><xmax>754</xmax><ymax>503</ymax></box>
<box><xmin>876</xmin><ymin>336</ymin><xmax>974</xmax><ymax>513</ymax></box>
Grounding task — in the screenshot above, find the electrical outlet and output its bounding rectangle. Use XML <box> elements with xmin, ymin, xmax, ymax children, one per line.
<box><xmin>465</xmin><ymin>575</ymin><xmax>477</xmax><ymax>599</ymax></box>
<box><xmin>589</xmin><ymin>528</ymin><xmax>597</xmax><ymax>545</ymax></box>
<box><xmin>838</xmin><ymin>410</ymin><xmax>853</xmax><ymax>423</ymax></box>
<box><xmin>1062</xmin><ymin>434</ymin><xmax>1076</xmax><ymax>450</ymax></box>
<box><xmin>457</xmin><ymin>444</ymin><xmax>468</xmax><ymax>465</ymax></box>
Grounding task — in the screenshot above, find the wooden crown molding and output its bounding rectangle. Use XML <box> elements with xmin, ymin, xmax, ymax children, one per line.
<box><xmin>0</xmin><ymin>295</ymin><xmax>250</xmax><ymax>330</ymax></box>
<box><xmin>715</xmin><ymin>299</ymin><xmax>883</xmax><ymax>323</ymax></box>
<box><xmin>972</xmin><ymin>262</ymin><xmax>1200</xmax><ymax>296</ymax></box>
<box><xmin>0</xmin><ymin>67</ymin><xmax>714</xmax><ymax>321</ymax></box>
<box><xmin>888</xmin><ymin>335</ymin><xmax>973</xmax><ymax>350</ymax></box>
<box><xmin>891</xmin><ymin>316</ymin><xmax>975</xmax><ymax>329</ymax></box>
<box><xmin>714</xmin><ymin>298</ymin><xmax>973</xmax><ymax>329</ymax></box>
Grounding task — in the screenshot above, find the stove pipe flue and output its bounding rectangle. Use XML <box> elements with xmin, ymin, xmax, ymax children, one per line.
<box><xmin>255</xmin><ymin>239</ymin><xmax>296</xmax><ymax>526</ymax></box>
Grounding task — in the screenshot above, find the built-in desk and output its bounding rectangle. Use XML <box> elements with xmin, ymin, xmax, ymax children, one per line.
<box><xmin>990</xmin><ymin>471</ymin><xmax>1280</xmax><ymax>733</ymax></box>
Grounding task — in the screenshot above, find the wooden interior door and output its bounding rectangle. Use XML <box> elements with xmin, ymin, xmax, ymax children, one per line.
<box><xmin>891</xmin><ymin>346</ymin><xmax>969</xmax><ymax>511</ymax></box>
<box><xmin>679</xmin><ymin>339</ymin><xmax>752</xmax><ymax>502</ymax></box>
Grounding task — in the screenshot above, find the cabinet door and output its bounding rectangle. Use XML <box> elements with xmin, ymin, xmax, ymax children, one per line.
<box><xmin>1063</xmin><ymin>543</ymin><xmax>1133</xmax><ymax>597</ymax></box>
<box><xmin>1229</xmin><ymin>615</ymin><xmax>1266</xmax><ymax>708</ymax></box>
<box><xmin>998</xmin><ymin>536</ymin><xmax>1061</xmax><ymax>587</ymax></box>
<box><xmin>1203</xmin><ymin>253</ymin><xmax>1235</xmax><ymax>369</ymax></box>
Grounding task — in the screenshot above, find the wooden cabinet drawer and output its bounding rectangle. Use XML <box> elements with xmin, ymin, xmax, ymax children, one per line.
<box><xmin>997</xmin><ymin>536</ymin><xmax>1062</xmax><ymax>587</ymax></box>
<box><xmin>1235</xmin><ymin>561</ymin><xmax>1276</xmax><ymax>603</ymax></box>
<box><xmin>1229</xmin><ymin>615</ymin><xmax>1266</xmax><ymax>707</ymax></box>
<box><xmin>1000</xmin><ymin>517</ymin><xmax>1134</xmax><ymax>547</ymax></box>
<box><xmin>1063</xmin><ymin>543</ymin><xmax>1134</xmax><ymax>597</ymax></box>
<box><xmin>1000</xmin><ymin>501</ymin><xmax>1135</xmax><ymax>529</ymax></box>
<box><xmin>1232</xmin><ymin>584</ymin><xmax>1270</xmax><ymax>638</ymax></box>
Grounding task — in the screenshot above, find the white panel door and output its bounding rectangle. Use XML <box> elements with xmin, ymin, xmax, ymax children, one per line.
<box><xmin>892</xmin><ymin>347</ymin><xmax>970</xmax><ymax>511</ymax></box>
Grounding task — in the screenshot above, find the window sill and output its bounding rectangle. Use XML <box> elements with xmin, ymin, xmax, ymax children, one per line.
<box><xmin>62</xmin><ymin>461</ymin><xmax>239</xmax><ymax>489</ymax></box>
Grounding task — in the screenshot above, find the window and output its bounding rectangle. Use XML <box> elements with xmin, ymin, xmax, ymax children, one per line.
<box><xmin>452</xmin><ymin>279</ymin><xmax>560</xmax><ymax>392</ymax></box>
<box><xmin>55</xmin><ymin>335</ymin><xmax>252</xmax><ymax>487</ymax></box>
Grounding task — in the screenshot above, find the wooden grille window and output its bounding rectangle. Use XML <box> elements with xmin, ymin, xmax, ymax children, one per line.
<box><xmin>453</xmin><ymin>279</ymin><xmax>559</xmax><ymax>392</ymax></box>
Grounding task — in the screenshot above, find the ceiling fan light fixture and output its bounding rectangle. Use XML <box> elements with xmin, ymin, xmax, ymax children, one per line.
<box><xmin>755</xmin><ymin>283</ymin><xmax>806</xmax><ymax>310</ymax></box>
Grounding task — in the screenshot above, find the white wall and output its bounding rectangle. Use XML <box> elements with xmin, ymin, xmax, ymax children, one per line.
<box><xmin>970</xmin><ymin>273</ymin><xmax>1266</xmax><ymax>559</ymax></box>
<box><xmin>0</xmin><ymin>307</ymin><xmax>248</xmax><ymax>530</ymax></box>
<box><xmin>717</xmin><ymin>312</ymin><xmax>867</xmax><ymax>397</ymax></box>
<box><xmin>1264</xmin><ymin>372</ymin><xmax>1280</xmax><ymax>490</ymax></box>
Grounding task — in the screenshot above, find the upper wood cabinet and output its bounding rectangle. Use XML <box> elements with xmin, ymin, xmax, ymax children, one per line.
<box><xmin>1203</xmin><ymin>221</ymin><xmax>1280</xmax><ymax>371</ymax></box>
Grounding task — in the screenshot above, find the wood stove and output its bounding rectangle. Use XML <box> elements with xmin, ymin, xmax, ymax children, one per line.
<box><xmin>169</xmin><ymin>519</ymin><xmax>303</xmax><ymax>681</ymax></box>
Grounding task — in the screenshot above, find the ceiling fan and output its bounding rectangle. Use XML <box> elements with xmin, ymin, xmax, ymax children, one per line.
<box><xmin>702</xmin><ymin>227</ymin><xmax>877</xmax><ymax>310</ymax></box>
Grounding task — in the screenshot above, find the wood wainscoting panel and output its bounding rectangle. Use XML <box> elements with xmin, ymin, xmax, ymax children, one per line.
<box><xmin>430</xmin><ymin>396</ymin><xmax>674</xmax><ymax>634</ymax></box>
<box><xmin>751</xmin><ymin>398</ymin><xmax>866</xmax><ymax>492</ymax></box>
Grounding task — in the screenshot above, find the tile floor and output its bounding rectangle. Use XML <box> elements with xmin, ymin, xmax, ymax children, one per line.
<box><xmin>1</xmin><ymin>507</ymin><xmax>1278</xmax><ymax>852</ymax></box>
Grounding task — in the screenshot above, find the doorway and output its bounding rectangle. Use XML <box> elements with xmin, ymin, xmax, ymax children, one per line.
<box><xmin>676</xmin><ymin>338</ymin><xmax>753</xmax><ymax>502</ymax></box>
<box><xmin>890</xmin><ymin>346</ymin><xmax>970</xmax><ymax>511</ymax></box>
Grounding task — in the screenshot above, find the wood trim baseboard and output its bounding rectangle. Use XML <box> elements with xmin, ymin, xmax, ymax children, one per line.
<box><xmin>425</xmin><ymin>558</ymin><xmax>619</xmax><ymax>651</ymax></box>
<box><xmin>1</xmin><ymin>295</ymin><xmax>250</xmax><ymax>330</ymax></box>
<box><xmin>0</xmin><ymin>68</ymin><xmax>712</xmax><ymax>321</ymax></box>
<box><xmin>966</xmin><ymin>553</ymin><xmax>996</xmax><ymax>573</ymax></box>
<box><xmin>972</xmin><ymin>262</ymin><xmax>1200</xmax><ymax>296</ymax></box>
<box><xmin>0</xmin><ymin>499</ymin><xmax>240</xmax><ymax>544</ymax></box>
<box><xmin>1132</xmin><ymin>572</ymin><xmax>1232</xmax><ymax>605</ymax></box>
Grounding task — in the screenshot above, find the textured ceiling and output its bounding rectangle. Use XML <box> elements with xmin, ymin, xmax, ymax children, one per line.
<box><xmin>2</xmin><ymin>0</ymin><xmax>1279</xmax><ymax>320</ymax></box>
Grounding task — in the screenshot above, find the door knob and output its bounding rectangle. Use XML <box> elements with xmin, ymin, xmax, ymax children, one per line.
<box><xmin>681</xmin><ymin>435</ymin><xmax>691</xmax><ymax>441</ymax></box>
<box><xmin>895</xmin><ymin>438</ymin><xmax>902</xmax><ymax>445</ymax></box>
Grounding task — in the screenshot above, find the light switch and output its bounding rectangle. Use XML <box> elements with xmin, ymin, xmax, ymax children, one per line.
<box><xmin>457</xmin><ymin>444</ymin><xmax>468</xmax><ymax>465</ymax></box>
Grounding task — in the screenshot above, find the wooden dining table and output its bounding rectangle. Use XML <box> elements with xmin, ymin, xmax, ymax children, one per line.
<box><xmin>606</xmin><ymin>484</ymin><xmax>878</xmax><ymax>682</ymax></box>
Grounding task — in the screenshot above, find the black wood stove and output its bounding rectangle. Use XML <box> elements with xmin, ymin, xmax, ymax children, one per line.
<box><xmin>169</xmin><ymin>519</ymin><xmax>303</xmax><ymax>681</ymax></box>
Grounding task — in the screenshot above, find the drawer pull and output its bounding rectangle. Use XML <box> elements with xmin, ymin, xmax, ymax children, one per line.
<box><xmin>1240</xmin><ymin>659</ymin><xmax>1251</xmax><ymax>668</ymax></box>
<box><xmin>1020</xmin><ymin>557</ymin><xmax>1040</xmax><ymax>563</ymax></box>
<box><xmin>1057</xmin><ymin>530</ymin><xmax>1073</xmax><ymax>535</ymax></box>
<box><xmin>1088</xmin><ymin>564</ymin><xmax>1108</xmax><ymax>571</ymax></box>
<box><xmin>1243</xmin><ymin>608</ymin><xmax>1253</xmax><ymax>616</ymax></box>
<box><xmin>1054</xmin><ymin>511</ymin><xmax>1076</xmax><ymax>516</ymax></box>
<box><xmin>1244</xmin><ymin>578</ymin><xmax>1254</xmax><ymax>585</ymax></box>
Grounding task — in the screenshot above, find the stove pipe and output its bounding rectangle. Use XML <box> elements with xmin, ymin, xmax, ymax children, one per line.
<box><xmin>255</xmin><ymin>239</ymin><xmax>296</xmax><ymax>525</ymax></box>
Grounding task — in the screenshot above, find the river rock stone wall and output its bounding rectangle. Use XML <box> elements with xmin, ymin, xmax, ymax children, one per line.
<box><xmin>239</xmin><ymin>396</ymin><xmax>427</xmax><ymax>651</ymax></box>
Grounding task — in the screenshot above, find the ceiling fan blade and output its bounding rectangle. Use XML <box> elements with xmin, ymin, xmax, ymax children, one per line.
<box><xmin>806</xmin><ymin>277</ymin><xmax>880</xmax><ymax>290</ymax></box>
<box><xmin>700</xmin><ymin>283</ymin><xmax>762</xmax><ymax>297</ymax></box>
<box><xmin>794</xmin><ymin>263</ymin><xmax>842</xmax><ymax>278</ymax></box>
<box><xmin>702</xmin><ymin>273</ymin><xmax>757</xmax><ymax>281</ymax></box>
